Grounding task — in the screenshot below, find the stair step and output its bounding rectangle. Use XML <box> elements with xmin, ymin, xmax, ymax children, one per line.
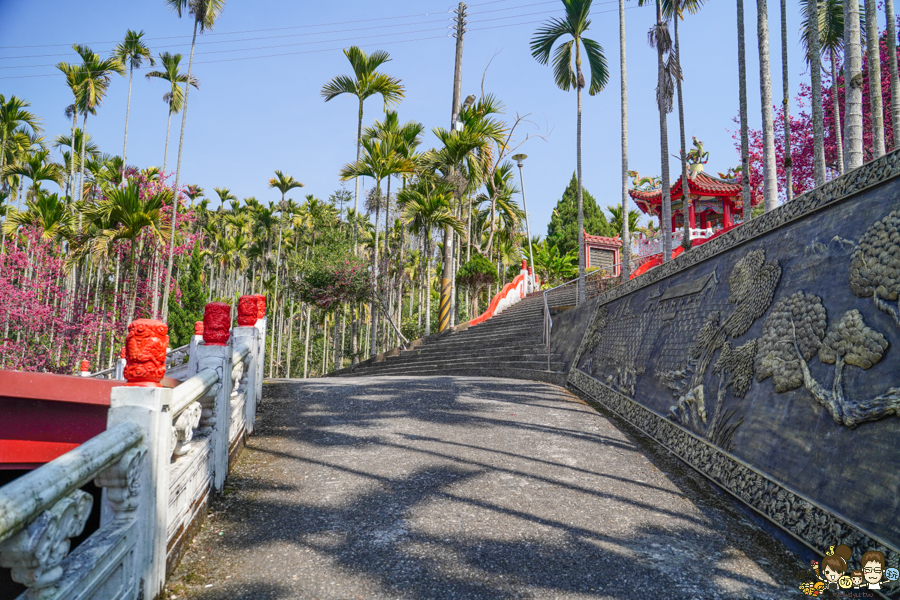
<box><xmin>339</xmin><ymin>367</ymin><xmax>567</xmax><ymax>386</ymax></box>
<box><xmin>349</xmin><ymin>360</ymin><xmax>568</xmax><ymax>375</ymax></box>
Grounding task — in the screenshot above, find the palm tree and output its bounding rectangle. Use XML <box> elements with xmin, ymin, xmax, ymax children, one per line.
<box><xmin>664</xmin><ymin>0</ymin><xmax>705</xmax><ymax>246</ymax></box>
<box><xmin>145</xmin><ymin>52</ymin><xmax>199</xmax><ymax>173</ymax></box>
<box><xmin>398</xmin><ymin>179</ymin><xmax>463</xmax><ymax>335</ymax></box>
<box><xmin>341</xmin><ymin>135</ymin><xmax>415</xmax><ymax>356</ymax></box>
<box><xmin>321</xmin><ymin>46</ymin><xmax>405</xmax><ymax>252</ymax></box>
<box><xmin>738</xmin><ymin>0</ymin><xmax>751</xmax><ymax>221</ymax></box>
<box><xmin>531</xmin><ymin>0</ymin><xmax>610</xmax><ymax>301</ymax></box>
<box><xmin>2</xmin><ymin>191</ymin><xmax>74</xmax><ymax>241</ymax></box>
<box><xmin>618</xmin><ymin>0</ymin><xmax>630</xmax><ymax>280</ymax></box>
<box><xmin>844</xmin><ymin>0</ymin><xmax>863</xmax><ymax>168</ymax></box>
<box><xmin>54</xmin><ymin>128</ymin><xmax>100</xmax><ymax>197</ymax></box>
<box><xmin>268</xmin><ymin>170</ymin><xmax>303</xmax><ymax>373</ymax></box>
<box><xmin>87</xmin><ymin>182</ymin><xmax>172</xmax><ymax>324</ymax></box>
<box><xmin>780</xmin><ymin>0</ymin><xmax>793</xmax><ymax>199</ymax></box>
<box><xmin>1</xmin><ymin>150</ymin><xmax>65</xmax><ymax>202</ymax></box>
<box><xmin>162</xmin><ymin>0</ymin><xmax>227</xmax><ymax>322</ymax></box>
<box><xmin>863</xmin><ymin>0</ymin><xmax>884</xmax><ymax>157</ymax></box>
<box><xmin>757</xmin><ymin>0</ymin><xmax>778</xmax><ymax>210</ymax></box>
<box><xmin>56</xmin><ymin>62</ymin><xmax>84</xmax><ymax>199</ymax></box>
<box><xmin>113</xmin><ymin>30</ymin><xmax>154</xmax><ymax>172</ymax></box>
<box><xmin>800</xmin><ymin>0</ymin><xmax>828</xmax><ymax>186</ymax></box>
<box><xmin>71</xmin><ymin>45</ymin><xmax>125</xmax><ymax>208</ymax></box>
<box><xmin>0</xmin><ymin>96</ymin><xmax>43</xmax><ymax>195</ymax></box>
<box><xmin>885</xmin><ymin>0</ymin><xmax>900</xmax><ymax>137</ymax></box>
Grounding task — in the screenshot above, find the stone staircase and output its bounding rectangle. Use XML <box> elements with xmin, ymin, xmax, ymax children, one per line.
<box><xmin>334</xmin><ymin>285</ymin><xmax>580</xmax><ymax>386</ymax></box>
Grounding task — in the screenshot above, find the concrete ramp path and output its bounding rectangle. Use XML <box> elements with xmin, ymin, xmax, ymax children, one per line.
<box><xmin>166</xmin><ymin>376</ymin><xmax>804</xmax><ymax>600</ymax></box>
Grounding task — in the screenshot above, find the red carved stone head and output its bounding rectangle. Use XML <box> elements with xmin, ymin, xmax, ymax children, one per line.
<box><xmin>80</xmin><ymin>360</ymin><xmax>90</xmax><ymax>372</ymax></box>
<box><xmin>124</xmin><ymin>319</ymin><xmax>169</xmax><ymax>387</ymax></box>
<box><xmin>203</xmin><ymin>302</ymin><xmax>231</xmax><ymax>346</ymax></box>
<box><xmin>194</xmin><ymin>321</ymin><xmax>204</xmax><ymax>336</ymax></box>
<box><xmin>237</xmin><ymin>296</ymin><xmax>258</xmax><ymax>327</ymax></box>
<box><xmin>255</xmin><ymin>295</ymin><xmax>266</xmax><ymax>319</ymax></box>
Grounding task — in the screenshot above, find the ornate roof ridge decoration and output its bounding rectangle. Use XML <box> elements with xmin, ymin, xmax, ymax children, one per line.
<box><xmin>629</xmin><ymin>171</ymin><xmax>746</xmax><ymax>205</ymax></box>
<box><xmin>589</xmin><ymin>150</ymin><xmax>900</xmax><ymax>308</ymax></box>
<box><xmin>568</xmin><ymin>369</ymin><xmax>900</xmax><ymax>579</ymax></box>
<box><xmin>583</xmin><ymin>232</ymin><xmax>623</xmax><ymax>247</ymax></box>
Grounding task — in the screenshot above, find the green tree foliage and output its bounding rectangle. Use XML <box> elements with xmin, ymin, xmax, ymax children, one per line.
<box><xmin>546</xmin><ymin>173</ymin><xmax>614</xmax><ymax>256</ymax></box>
<box><xmin>456</xmin><ymin>254</ymin><xmax>497</xmax><ymax>294</ymax></box>
<box><xmin>290</xmin><ymin>229</ymin><xmax>371</xmax><ymax>310</ymax></box>
<box><xmin>533</xmin><ymin>238</ymin><xmax>578</xmax><ymax>286</ymax></box>
<box><xmin>167</xmin><ymin>244</ymin><xmax>206</xmax><ymax>346</ymax></box>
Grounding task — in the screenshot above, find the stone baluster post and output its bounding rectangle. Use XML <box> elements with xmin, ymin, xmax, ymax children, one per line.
<box><xmin>254</xmin><ymin>295</ymin><xmax>267</xmax><ymax>401</ymax></box>
<box><xmin>235</xmin><ymin>295</ymin><xmax>260</xmax><ymax>435</ymax></box>
<box><xmin>114</xmin><ymin>347</ymin><xmax>126</xmax><ymax>380</ymax></box>
<box><xmin>100</xmin><ymin>318</ymin><xmax>172</xmax><ymax>599</ymax></box>
<box><xmin>187</xmin><ymin>321</ymin><xmax>204</xmax><ymax>376</ymax></box>
<box><xmin>199</xmin><ymin>303</ymin><xmax>234</xmax><ymax>491</ymax></box>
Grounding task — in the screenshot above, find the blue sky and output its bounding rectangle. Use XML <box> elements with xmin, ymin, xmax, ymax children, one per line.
<box><xmin>0</xmin><ymin>0</ymin><xmax>869</xmax><ymax>236</ymax></box>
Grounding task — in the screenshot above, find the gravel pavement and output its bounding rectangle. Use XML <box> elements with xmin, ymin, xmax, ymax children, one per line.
<box><xmin>166</xmin><ymin>376</ymin><xmax>805</xmax><ymax>600</ymax></box>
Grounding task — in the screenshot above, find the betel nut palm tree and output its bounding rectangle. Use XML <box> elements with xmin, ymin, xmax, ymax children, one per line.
<box><xmin>70</xmin><ymin>45</ymin><xmax>125</xmax><ymax>207</ymax></box>
<box><xmin>321</xmin><ymin>46</ymin><xmax>405</xmax><ymax>253</ymax></box>
<box><xmin>267</xmin><ymin>170</ymin><xmax>304</xmax><ymax>372</ymax></box>
<box><xmin>618</xmin><ymin>0</ymin><xmax>630</xmax><ymax>281</ymax></box>
<box><xmin>636</xmin><ymin>0</ymin><xmax>678</xmax><ymax>260</ymax></box>
<box><xmin>145</xmin><ymin>52</ymin><xmax>199</xmax><ymax>173</ymax></box>
<box><xmin>531</xmin><ymin>0</ymin><xmax>609</xmax><ymax>302</ymax></box>
<box><xmin>0</xmin><ymin>149</ymin><xmax>65</xmax><ymax>202</ymax></box>
<box><xmin>113</xmin><ymin>29</ymin><xmax>154</xmax><ymax>173</ymax></box>
<box><xmin>843</xmin><ymin>0</ymin><xmax>863</xmax><ymax>169</ymax></box>
<box><xmin>162</xmin><ymin>0</ymin><xmax>226</xmax><ymax>322</ymax></box>
<box><xmin>662</xmin><ymin>0</ymin><xmax>705</xmax><ymax>249</ymax></box>
<box><xmin>756</xmin><ymin>0</ymin><xmax>778</xmax><ymax>210</ymax></box>
<box><xmin>340</xmin><ymin>135</ymin><xmax>415</xmax><ymax>357</ymax></box>
<box><xmin>0</xmin><ymin>95</ymin><xmax>42</xmax><ymax>195</ymax></box>
<box><xmin>800</xmin><ymin>0</ymin><xmax>831</xmax><ymax>185</ymax></box>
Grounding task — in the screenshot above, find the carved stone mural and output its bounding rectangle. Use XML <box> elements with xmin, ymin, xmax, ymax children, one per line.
<box><xmin>568</xmin><ymin>152</ymin><xmax>900</xmax><ymax>583</ymax></box>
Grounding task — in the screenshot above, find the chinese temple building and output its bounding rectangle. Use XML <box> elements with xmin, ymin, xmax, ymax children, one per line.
<box><xmin>628</xmin><ymin>165</ymin><xmax>748</xmax><ymax>232</ymax></box>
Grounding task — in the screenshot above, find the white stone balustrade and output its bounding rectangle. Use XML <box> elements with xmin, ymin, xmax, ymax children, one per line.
<box><xmin>0</xmin><ymin>302</ymin><xmax>265</xmax><ymax>600</ymax></box>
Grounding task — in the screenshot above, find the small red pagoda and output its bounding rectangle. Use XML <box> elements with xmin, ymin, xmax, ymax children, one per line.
<box><xmin>628</xmin><ymin>166</ymin><xmax>748</xmax><ymax>232</ymax></box>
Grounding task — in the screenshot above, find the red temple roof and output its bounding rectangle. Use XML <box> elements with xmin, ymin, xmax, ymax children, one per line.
<box><xmin>583</xmin><ymin>232</ymin><xmax>623</xmax><ymax>247</ymax></box>
<box><xmin>628</xmin><ymin>171</ymin><xmax>757</xmax><ymax>216</ymax></box>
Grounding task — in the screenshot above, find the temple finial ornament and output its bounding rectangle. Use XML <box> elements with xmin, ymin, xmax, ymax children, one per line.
<box><xmin>237</xmin><ymin>295</ymin><xmax>259</xmax><ymax>327</ymax></box>
<box><xmin>255</xmin><ymin>295</ymin><xmax>266</xmax><ymax>319</ymax></box>
<box><xmin>203</xmin><ymin>302</ymin><xmax>231</xmax><ymax>346</ymax></box>
<box><xmin>194</xmin><ymin>321</ymin><xmax>204</xmax><ymax>336</ymax></box>
<box><xmin>79</xmin><ymin>360</ymin><xmax>89</xmax><ymax>372</ymax></box>
<box><xmin>123</xmin><ymin>319</ymin><xmax>168</xmax><ymax>387</ymax></box>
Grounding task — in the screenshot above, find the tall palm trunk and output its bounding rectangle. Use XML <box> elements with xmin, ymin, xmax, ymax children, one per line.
<box><xmin>656</xmin><ymin>0</ymin><xmax>673</xmax><ymax>262</ymax></box>
<box><xmin>739</xmin><ymin>0</ymin><xmax>752</xmax><ymax>222</ymax></box>
<box><xmin>619</xmin><ymin>0</ymin><xmax>630</xmax><ymax>281</ymax></box>
<box><xmin>66</xmin><ymin>111</ymin><xmax>78</xmax><ymax>200</ymax></box>
<box><xmin>78</xmin><ymin>113</ymin><xmax>89</xmax><ymax>207</ymax></box>
<box><xmin>886</xmin><ymin>0</ymin><xmax>900</xmax><ymax>139</ymax></box>
<box><xmin>303</xmin><ymin>306</ymin><xmax>311</xmax><ymax>378</ymax></box>
<box><xmin>844</xmin><ymin>0</ymin><xmax>864</xmax><ymax>168</ymax></box>
<box><xmin>369</xmin><ymin>184</ymin><xmax>382</xmax><ymax>357</ymax></box>
<box><xmin>426</xmin><ymin>233</ymin><xmax>433</xmax><ymax>335</ymax></box>
<box><xmin>864</xmin><ymin>0</ymin><xmax>885</xmax><ymax>157</ymax></box>
<box><xmin>163</xmin><ymin>109</ymin><xmax>173</xmax><ymax>173</ymax></box>
<box><xmin>808</xmin><ymin>0</ymin><xmax>827</xmax><ymax>186</ymax></box>
<box><xmin>122</xmin><ymin>64</ymin><xmax>134</xmax><ymax>173</ymax></box>
<box><xmin>780</xmin><ymin>0</ymin><xmax>793</xmax><ymax>200</ymax></box>
<box><xmin>674</xmin><ymin>16</ymin><xmax>691</xmax><ymax>251</ymax></box>
<box><xmin>162</xmin><ymin>17</ymin><xmax>199</xmax><ymax>322</ymax></box>
<box><xmin>575</xmin><ymin>43</ymin><xmax>586</xmax><ymax>301</ymax></box>
<box><xmin>757</xmin><ymin>0</ymin><xmax>779</xmax><ymax>211</ymax></box>
<box><xmin>354</xmin><ymin>99</ymin><xmax>363</xmax><ymax>253</ymax></box>
<box><xmin>832</xmin><ymin>50</ymin><xmax>845</xmax><ymax>173</ymax></box>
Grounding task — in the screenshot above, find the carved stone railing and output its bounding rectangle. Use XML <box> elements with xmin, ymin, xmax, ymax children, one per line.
<box><xmin>0</xmin><ymin>295</ymin><xmax>269</xmax><ymax>599</ymax></box>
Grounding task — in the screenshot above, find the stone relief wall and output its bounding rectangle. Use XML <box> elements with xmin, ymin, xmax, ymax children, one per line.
<box><xmin>567</xmin><ymin>152</ymin><xmax>900</xmax><ymax>590</ymax></box>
